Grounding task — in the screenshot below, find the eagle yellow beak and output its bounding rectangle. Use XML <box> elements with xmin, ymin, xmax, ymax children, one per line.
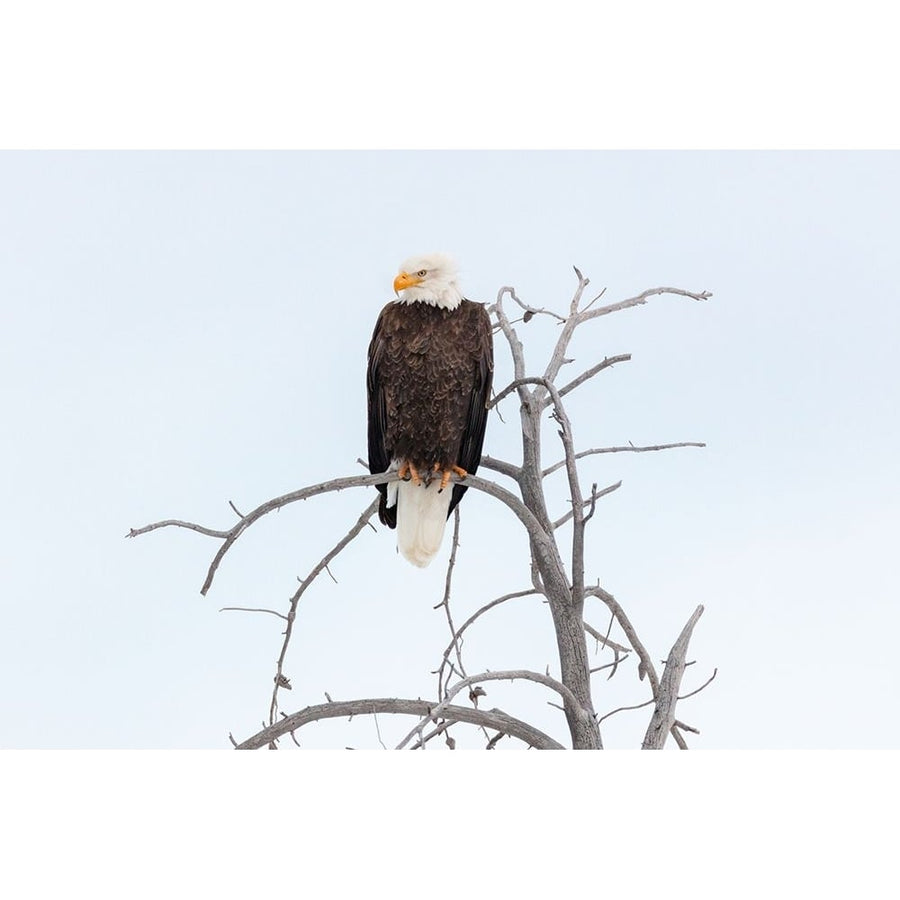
<box><xmin>393</xmin><ymin>271</ymin><xmax>423</xmax><ymax>294</ymax></box>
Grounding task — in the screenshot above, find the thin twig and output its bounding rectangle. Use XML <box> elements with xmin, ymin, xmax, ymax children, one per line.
<box><xmin>579</xmin><ymin>286</ymin><xmax>711</xmax><ymax>323</ymax></box>
<box><xmin>597</xmin><ymin>697</ymin><xmax>656</xmax><ymax>725</ymax></box>
<box><xmin>551</xmin><ymin>481</ymin><xmax>622</xmax><ymax>529</ymax></box>
<box><xmin>436</xmin><ymin>588</ymin><xmax>541</xmax><ymax>700</ymax></box>
<box><xmin>549</xmin><ymin>354</ymin><xmax>632</xmax><ymax>406</ymax></box>
<box><xmin>542</xmin><ymin>443</ymin><xmax>706</xmax><ymax>478</ymax></box>
<box><xmin>507</xmin><ymin>286</ymin><xmax>567</xmax><ymax>324</ymax></box>
<box><xmin>372</xmin><ymin>707</ymin><xmax>387</xmax><ymax>749</ymax></box>
<box><xmin>268</xmin><ymin>498</ymin><xmax>380</xmax><ymax>725</ymax></box>
<box><xmin>434</xmin><ymin>510</ymin><xmax>467</xmax><ymax>699</ymax></box>
<box><xmin>678</xmin><ymin>667</ymin><xmax>718</xmax><ymax>701</ymax></box>
<box><xmin>219</xmin><ymin>606</ymin><xmax>289</xmax><ymax>621</ymax></box>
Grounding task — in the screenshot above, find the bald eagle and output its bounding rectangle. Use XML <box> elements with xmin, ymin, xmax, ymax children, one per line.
<box><xmin>367</xmin><ymin>253</ymin><xmax>494</xmax><ymax>567</ymax></box>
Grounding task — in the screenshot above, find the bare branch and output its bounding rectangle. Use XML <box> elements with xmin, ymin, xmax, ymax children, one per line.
<box><xmin>436</xmin><ymin>588</ymin><xmax>542</xmax><ymax>700</ymax></box>
<box><xmin>479</xmin><ymin>454</ymin><xmax>522</xmax><ymax>481</ymax></box>
<box><xmin>674</xmin><ymin>719</ymin><xmax>700</xmax><ymax>734</ymax></box>
<box><xmin>408</xmin><ymin>720</ymin><xmax>454</xmax><ymax>750</ymax></box>
<box><xmin>489</xmin><ymin>378</ymin><xmax>537</xmax><ymax>409</ymax></box>
<box><xmin>588</xmin><ymin>586</ymin><xmax>660</xmax><ymax>696</ymax></box>
<box><xmin>642</xmin><ymin>605</ymin><xmax>705</xmax><ymax>749</ymax></box>
<box><xmin>126</xmin><ymin>519</ymin><xmax>229</xmax><ymax>540</ymax></box>
<box><xmin>434</xmin><ymin>510</ymin><xmax>467</xmax><ymax>699</ymax></box>
<box><xmin>580</xmin><ymin>286</ymin><xmax>712</xmax><ymax>322</ymax></box>
<box><xmin>219</xmin><ymin>606</ymin><xmax>289</xmax><ymax>621</ymax></box>
<box><xmin>581</xmin><ymin>286</ymin><xmax>607</xmax><ymax>312</ymax></box>
<box><xmin>131</xmin><ymin>469</ymin><xmax>541</xmax><ymax>598</ymax></box>
<box><xmin>484</xmin><ymin>375</ymin><xmax>586</xmax><ymax>603</ymax></box>
<box><xmin>550</xmin><ymin>353</ymin><xmax>632</xmax><ymax>406</ymax></box>
<box><xmin>397</xmin><ymin>669</ymin><xmax>589</xmax><ymax>750</ymax></box>
<box><xmin>130</xmin><ymin>472</ymin><xmax>393</xmax><ymax>594</ymax></box>
<box><xmin>582</xmin><ymin>621</ymin><xmax>631</xmax><ymax>658</ymax></box>
<box><xmin>597</xmin><ymin>697</ymin><xmax>656</xmax><ymax>725</ymax></box>
<box><xmin>490</xmin><ymin>288</ymin><xmax>528</xmax><ymax>393</ymax></box>
<box><xmin>235</xmin><ymin>698</ymin><xmax>565</xmax><ymax>750</ymax></box>
<box><xmin>552</xmin><ymin>481</ymin><xmax>622</xmax><ymax>529</ymax></box>
<box><xmin>537</xmin><ymin>268</ymin><xmax>591</xmax><ymax>396</ymax></box>
<box><xmin>268</xmin><ymin>498</ymin><xmax>380</xmax><ymax>725</ymax></box>
<box><xmin>372</xmin><ymin>708</ymin><xmax>387</xmax><ymax>749</ymax></box>
<box><xmin>506</xmin><ymin>286</ymin><xmax>567</xmax><ymax>324</ymax></box>
<box><xmin>543</xmin><ymin>443</ymin><xmax>705</xmax><ymax>478</ymax></box>
<box><xmin>678</xmin><ymin>667</ymin><xmax>718</xmax><ymax>701</ymax></box>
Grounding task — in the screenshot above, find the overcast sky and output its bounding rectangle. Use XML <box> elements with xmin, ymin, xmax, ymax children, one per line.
<box><xmin>2</xmin><ymin>150</ymin><xmax>898</xmax><ymax>749</ymax></box>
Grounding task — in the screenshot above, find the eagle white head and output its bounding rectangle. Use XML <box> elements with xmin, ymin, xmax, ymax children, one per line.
<box><xmin>393</xmin><ymin>252</ymin><xmax>463</xmax><ymax>310</ymax></box>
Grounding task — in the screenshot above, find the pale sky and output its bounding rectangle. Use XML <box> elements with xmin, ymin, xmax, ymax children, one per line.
<box><xmin>2</xmin><ymin>150</ymin><xmax>898</xmax><ymax>749</ymax></box>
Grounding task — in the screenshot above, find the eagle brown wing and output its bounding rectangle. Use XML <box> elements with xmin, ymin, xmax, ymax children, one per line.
<box><xmin>366</xmin><ymin>306</ymin><xmax>395</xmax><ymax>527</ymax></box>
<box><xmin>447</xmin><ymin>301</ymin><xmax>494</xmax><ymax>517</ymax></box>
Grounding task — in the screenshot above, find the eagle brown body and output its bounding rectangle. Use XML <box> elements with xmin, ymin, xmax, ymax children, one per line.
<box><xmin>367</xmin><ymin>297</ymin><xmax>493</xmax><ymax>547</ymax></box>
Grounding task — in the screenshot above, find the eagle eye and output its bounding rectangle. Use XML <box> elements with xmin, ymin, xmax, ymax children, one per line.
<box><xmin>416</xmin><ymin>269</ymin><xmax>427</xmax><ymax>277</ymax></box>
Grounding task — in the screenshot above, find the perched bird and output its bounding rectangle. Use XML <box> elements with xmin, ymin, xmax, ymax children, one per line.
<box><xmin>367</xmin><ymin>253</ymin><xmax>494</xmax><ymax>567</ymax></box>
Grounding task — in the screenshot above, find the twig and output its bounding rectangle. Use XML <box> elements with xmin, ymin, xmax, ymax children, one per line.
<box><xmin>542</xmin><ymin>444</ymin><xmax>706</xmax><ymax>478</ymax></box>
<box><xmin>507</xmin><ymin>286</ymin><xmax>567</xmax><ymax>324</ymax></box>
<box><xmin>268</xmin><ymin>498</ymin><xmax>380</xmax><ymax>725</ymax></box>
<box><xmin>552</xmin><ymin>481</ymin><xmax>622</xmax><ymax>529</ymax></box>
<box><xmin>219</xmin><ymin>606</ymin><xmax>289</xmax><ymax>621</ymax></box>
<box><xmin>581</xmin><ymin>286</ymin><xmax>607</xmax><ymax>312</ymax></box>
<box><xmin>597</xmin><ymin>697</ymin><xmax>656</xmax><ymax>725</ymax></box>
<box><xmin>372</xmin><ymin>707</ymin><xmax>387</xmax><ymax>749</ymax></box>
<box><xmin>579</xmin><ymin>286</ymin><xmax>711</xmax><ymax>323</ymax></box>
<box><xmin>436</xmin><ymin>588</ymin><xmax>541</xmax><ymax>700</ymax></box>
<box><xmin>674</xmin><ymin>719</ymin><xmax>700</xmax><ymax>734</ymax></box>
<box><xmin>550</xmin><ymin>354</ymin><xmax>632</xmax><ymax>406</ymax></box>
<box><xmin>408</xmin><ymin>720</ymin><xmax>453</xmax><ymax>750</ymax></box>
<box><xmin>434</xmin><ymin>510</ymin><xmax>467</xmax><ymax>698</ymax></box>
<box><xmin>678</xmin><ymin>667</ymin><xmax>717</xmax><ymax>700</ymax></box>
<box><xmin>582</xmin><ymin>621</ymin><xmax>630</xmax><ymax>657</ymax></box>
<box><xmin>126</xmin><ymin>519</ymin><xmax>230</xmax><ymax>540</ymax></box>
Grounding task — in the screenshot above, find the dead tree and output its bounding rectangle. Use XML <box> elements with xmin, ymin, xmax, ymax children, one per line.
<box><xmin>129</xmin><ymin>269</ymin><xmax>714</xmax><ymax>749</ymax></box>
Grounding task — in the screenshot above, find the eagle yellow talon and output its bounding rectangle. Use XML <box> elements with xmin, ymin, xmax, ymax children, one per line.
<box><xmin>398</xmin><ymin>461</ymin><xmax>422</xmax><ymax>486</ymax></box>
<box><xmin>437</xmin><ymin>464</ymin><xmax>469</xmax><ymax>492</ymax></box>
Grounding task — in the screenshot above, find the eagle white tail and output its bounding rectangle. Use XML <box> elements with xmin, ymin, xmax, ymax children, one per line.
<box><xmin>395</xmin><ymin>479</ymin><xmax>453</xmax><ymax>567</ymax></box>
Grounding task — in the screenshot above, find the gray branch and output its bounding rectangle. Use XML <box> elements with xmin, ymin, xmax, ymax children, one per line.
<box><xmin>543</xmin><ymin>443</ymin><xmax>706</xmax><ymax>478</ymax></box>
<box><xmin>642</xmin><ymin>605</ymin><xmax>705</xmax><ymax>750</ymax></box>
<box><xmin>396</xmin><ymin>669</ymin><xmax>589</xmax><ymax>750</ymax></box>
<box><xmin>268</xmin><ymin>498</ymin><xmax>380</xmax><ymax>725</ymax></box>
<box><xmin>235</xmin><ymin>698</ymin><xmax>565</xmax><ymax>750</ymax></box>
